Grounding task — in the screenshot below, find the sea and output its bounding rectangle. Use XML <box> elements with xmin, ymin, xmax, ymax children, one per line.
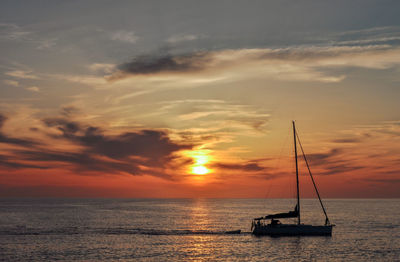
<box><xmin>0</xmin><ymin>198</ymin><xmax>399</xmax><ymax>261</ymax></box>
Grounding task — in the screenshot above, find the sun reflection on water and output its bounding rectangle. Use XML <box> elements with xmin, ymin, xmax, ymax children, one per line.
<box><xmin>188</xmin><ymin>199</ymin><xmax>212</xmax><ymax>231</ymax></box>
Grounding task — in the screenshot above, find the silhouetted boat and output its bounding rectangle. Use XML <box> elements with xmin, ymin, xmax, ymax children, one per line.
<box><xmin>251</xmin><ymin>121</ymin><xmax>334</xmax><ymax>236</ymax></box>
<box><xmin>225</xmin><ymin>229</ymin><xmax>241</xmax><ymax>234</ymax></box>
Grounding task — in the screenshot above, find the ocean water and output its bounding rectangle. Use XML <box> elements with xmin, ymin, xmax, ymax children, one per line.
<box><xmin>0</xmin><ymin>199</ymin><xmax>399</xmax><ymax>261</ymax></box>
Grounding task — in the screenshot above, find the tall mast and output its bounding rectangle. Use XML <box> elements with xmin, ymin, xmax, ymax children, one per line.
<box><xmin>292</xmin><ymin>121</ymin><xmax>300</xmax><ymax>225</ymax></box>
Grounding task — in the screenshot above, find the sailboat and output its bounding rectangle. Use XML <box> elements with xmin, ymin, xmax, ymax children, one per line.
<box><xmin>251</xmin><ymin>121</ymin><xmax>334</xmax><ymax>236</ymax></box>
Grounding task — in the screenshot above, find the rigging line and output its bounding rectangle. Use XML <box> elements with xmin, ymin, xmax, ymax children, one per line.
<box><xmin>295</xmin><ymin>132</ymin><xmax>331</xmax><ymax>225</ymax></box>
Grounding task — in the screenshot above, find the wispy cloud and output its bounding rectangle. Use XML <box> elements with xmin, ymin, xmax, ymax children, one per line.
<box><xmin>3</xmin><ymin>80</ymin><xmax>19</xmax><ymax>87</ymax></box>
<box><xmin>26</xmin><ymin>86</ymin><xmax>40</xmax><ymax>92</ymax></box>
<box><xmin>36</xmin><ymin>38</ymin><xmax>57</xmax><ymax>50</ymax></box>
<box><xmin>0</xmin><ymin>23</ymin><xmax>57</xmax><ymax>49</ymax></box>
<box><xmin>331</xmin><ymin>26</ymin><xmax>400</xmax><ymax>46</ymax></box>
<box><xmin>166</xmin><ymin>34</ymin><xmax>200</xmax><ymax>43</ymax></box>
<box><xmin>111</xmin><ymin>30</ymin><xmax>139</xmax><ymax>43</ymax></box>
<box><xmin>331</xmin><ymin>138</ymin><xmax>362</xmax><ymax>144</ymax></box>
<box><xmin>0</xmin><ymin>23</ymin><xmax>31</xmax><ymax>41</ymax></box>
<box><xmin>155</xmin><ymin>99</ymin><xmax>271</xmax><ymax>138</ymax></box>
<box><xmin>50</xmin><ymin>73</ymin><xmax>106</xmax><ymax>86</ymax></box>
<box><xmin>88</xmin><ymin>63</ymin><xmax>116</xmax><ymax>74</ymax></box>
<box><xmin>5</xmin><ymin>70</ymin><xmax>40</xmax><ymax>80</ymax></box>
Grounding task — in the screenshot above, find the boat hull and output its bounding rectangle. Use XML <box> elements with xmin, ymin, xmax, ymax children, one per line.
<box><xmin>252</xmin><ymin>224</ymin><xmax>333</xmax><ymax>236</ymax></box>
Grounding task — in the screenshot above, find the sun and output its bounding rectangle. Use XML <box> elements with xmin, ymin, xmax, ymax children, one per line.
<box><xmin>192</xmin><ymin>165</ymin><xmax>210</xmax><ymax>175</ymax></box>
<box><xmin>184</xmin><ymin>149</ymin><xmax>212</xmax><ymax>175</ymax></box>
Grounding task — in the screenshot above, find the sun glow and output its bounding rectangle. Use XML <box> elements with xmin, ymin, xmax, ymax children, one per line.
<box><xmin>192</xmin><ymin>165</ymin><xmax>210</xmax><ymax>175</ymax></box>
<box><xmin>185</xmin><ymin>150</ymin><xmax>212</xmax><ymax>175</ymax></box>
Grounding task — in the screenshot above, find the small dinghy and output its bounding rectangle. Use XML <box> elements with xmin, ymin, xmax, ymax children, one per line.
<box><xmin>225</xmin><ymin>230</ymin><xmax>241</xmax><ymax>234</ymax></box>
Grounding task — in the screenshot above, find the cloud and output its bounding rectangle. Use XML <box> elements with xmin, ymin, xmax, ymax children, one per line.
<box><xmin>0</xmin><ymin>23</ymin><xmax>31</xmax><ymax>41</ymax></box>
<box><xmin>5</xmin><ymin>70</ymin><xmax>39</xmax><ymax>80</ymax></box>
<box><xmin>0</xmin><ymin>134</ymin><xmax>37</xmax><ymax>147</ymax></box>
<box><xmin>16</xmin><ymin>149</ymin><xmax>142</xmax><ymax>175</ymax></box>
<box><xmin>50</xmin><ymin>73</ymin><xmax>106</xmax><ymax>86</ymax></box>
<box><xmin>0</xmin><ymin>154</ymin><xmax>48</xmax><ymax>169</ymax></box>
<box><xmin>296</xmin><ymin>147</ymin><xmax>365</xmax><ymax>176</ymax></box>
<box><xmin>213</xmin><ymin>162</ymin><xmax>265</xmax><ymax>171</ymax></box>
<box><xmin>107</xmin><ymin>45</ymin><xmax>400</xmax><ymax>83</ymax></box>
<box><xmin>39</xmin><ymin>116</ymin><xmax>191</xmax><ymax>177</ymax></box>
<box><xmin>0</xmin><ymin>114</ymin><xmax>7</xmax><ymax>128</ymax></box>
<box><xmin>317</xmin><ymin>163</ymin><xmax>364</xmax><ymax>176</ymax></box>
<box><xmin>43</xmin><ymin>117</ymin><xmax>82</xmax><ymax>138</ymax></box>
<box><xmin>60</xmin><ymin>106</ymin><xmax>80</xmax><ymax>117</ymax></box>
<box><xmin>42</xmin><ymin>117</ymin><xmax>190</xmax><ymax>162</ymax></box>
<box><xmin>166</xmin><ymin>34</ymin><xmax>199</xmax><ymax>43</ymax></box>
<box><xmin>0</xmin><ymin>114</ymin><xmax>38</xmax><ymax>147</ymax></box>
<box><xmin>0</xmin><ymin>112</ymin><xmax>193</xmax><ymax>179</ymax></box>
<box><xmin>106</xmin><ymin>53</ymin><xmax>211</xmax><ymax>81</ymax></box>
<box><xmin>154</xmin><ymin>99</ymin><xmax>271</xmax><ymax>142</ymax></box>
<box><xmin>331</xmin><ymin>26</ymin><xmax>400</xmax><ymax>46</ymax></box>
<box><xmin>3</xmin><ymin>80</ymin><xmax>19</xmax><ymax>87</ymax></box>
<box><xmin>332</xmin><ymin>138</ymin><xmax>362</xmax><ymax>143</ymax></box>
<box><xmin>88</xmin><ymin>63</ymin><xmax>116</xmax><ymax>74</ymax></box>
<box><xmin>36</xmin><ymin>38</ymin><xmax>57</xmax><ymax>50</ymax></box>
<box><xmin>26</xmin><ymin>86</ymin><xmax>40</xmax><ymax>92</ymax></box>
<box><xmin>111</xmin><ymin>30</ymin><xmax>139</xmax><ymax>43</ymax></box>
<box><xmin>305</xmin><ymin>148</ymin><xmax>341</xmax><ymax>164</ymax></box>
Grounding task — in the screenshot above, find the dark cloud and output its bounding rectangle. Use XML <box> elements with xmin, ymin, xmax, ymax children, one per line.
<box><xmin>213</xmin><ymin>162</ymin><xmax>265</xmax><ymax>171</ymax></box>
<box><xmin>332</xmin><ymin>138</ymin><xmax>362</xmax><ymax>143</ymax></box>
<box><xmin>16</xmin><ymin>150</ymin><xmax>146</xmax><ymax>177</ymax></box>
<box><xmin>0</xmin><ymin>154</ymin><xmax>48</xmax><ymax>169</ymax></box>
<box><xmin>249</xmin><ymin>171</ymin><xmax>286</xmax><ymax>180</ymax></box>
<box><xmin>43</xmin><ymin>117</ymin><xmax>81</xmax><ymax>138</ymax></box>
<box><xmin>39</xmin><ymin>116</ymin><xmax>192</xmax><ymax>177</ymax></box>
<box><xmin>0</xmin><ymin>134</ymin><xmax>37</xmax><ymax>147</ymax></box>
<box><xmin>299</xmin><ymin>147</ymin><xmax>365</xmax><ymax>176</ymax></box>
<box><xmin>318</xmin><ymin>163</ymin><xmax>363</xmax><ymax>176</ymax></box>
<box><xmin>43</xmin><ymin>117</ymin><xmax>190</xmax><ymax>165</ymax></box>
<box><xmin>107</xmin><ymin>52</ymin><xmax>211</xmax><ymax>81</ymax></box>
<box><xmin>81</xmin><ymin>129</ymin><xmax>185</xmax><ymax>163</ymax></box>
<box><xmin>0</xmin><ymin>113</ymin><xmax>192</xmax><ymax>179</ymax></box>
<box><xmin>302</xmin><ymin>146</ymin><xmax>366</xmax><ymax>176</ymax></box>
<box><xmin>305</xmin><ymin>148</ymin><xmax>341</xmax><ymax>164</ymax></box>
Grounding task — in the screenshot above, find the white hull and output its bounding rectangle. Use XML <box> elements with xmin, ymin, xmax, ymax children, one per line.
<box><xmin>253</xmin><ymin>224</ymin><xmax>333</xmax><ymax>236</ymax></box>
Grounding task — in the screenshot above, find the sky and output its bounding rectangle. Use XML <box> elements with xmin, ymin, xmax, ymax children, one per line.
<box><xmin>0</xmin><ymin>0</ymin><xmax>400</xmax><ymax>198</ymax></box>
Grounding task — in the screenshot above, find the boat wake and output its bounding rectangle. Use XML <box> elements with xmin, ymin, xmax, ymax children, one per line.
<box><xmin>0</xmin><ymin>226</ymin><xmax>244</xmax><ymax>236</ymax></box>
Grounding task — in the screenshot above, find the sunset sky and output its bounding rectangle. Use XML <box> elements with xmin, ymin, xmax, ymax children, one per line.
<box><xmin>1</xmin><ymin>0</ymin><xmax>399</xmax><ymax>198</ymax></box>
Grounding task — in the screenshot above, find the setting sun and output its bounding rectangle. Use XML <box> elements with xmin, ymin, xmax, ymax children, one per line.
<box><xmin>192</xmin><ymin>165</ymin><xmax>210</xmax><ymax>175</ymax></box>
<box><xmin>184</xmin><ymin>149</ymin><xmax>213</xmax><ymax>175</ymax></box>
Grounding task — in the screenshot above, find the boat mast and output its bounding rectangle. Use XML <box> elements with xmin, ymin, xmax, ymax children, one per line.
<box><xmin>292</xmin><ymin>121</ymin><xmax>300</xmax><ymax>225</ymax></box>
